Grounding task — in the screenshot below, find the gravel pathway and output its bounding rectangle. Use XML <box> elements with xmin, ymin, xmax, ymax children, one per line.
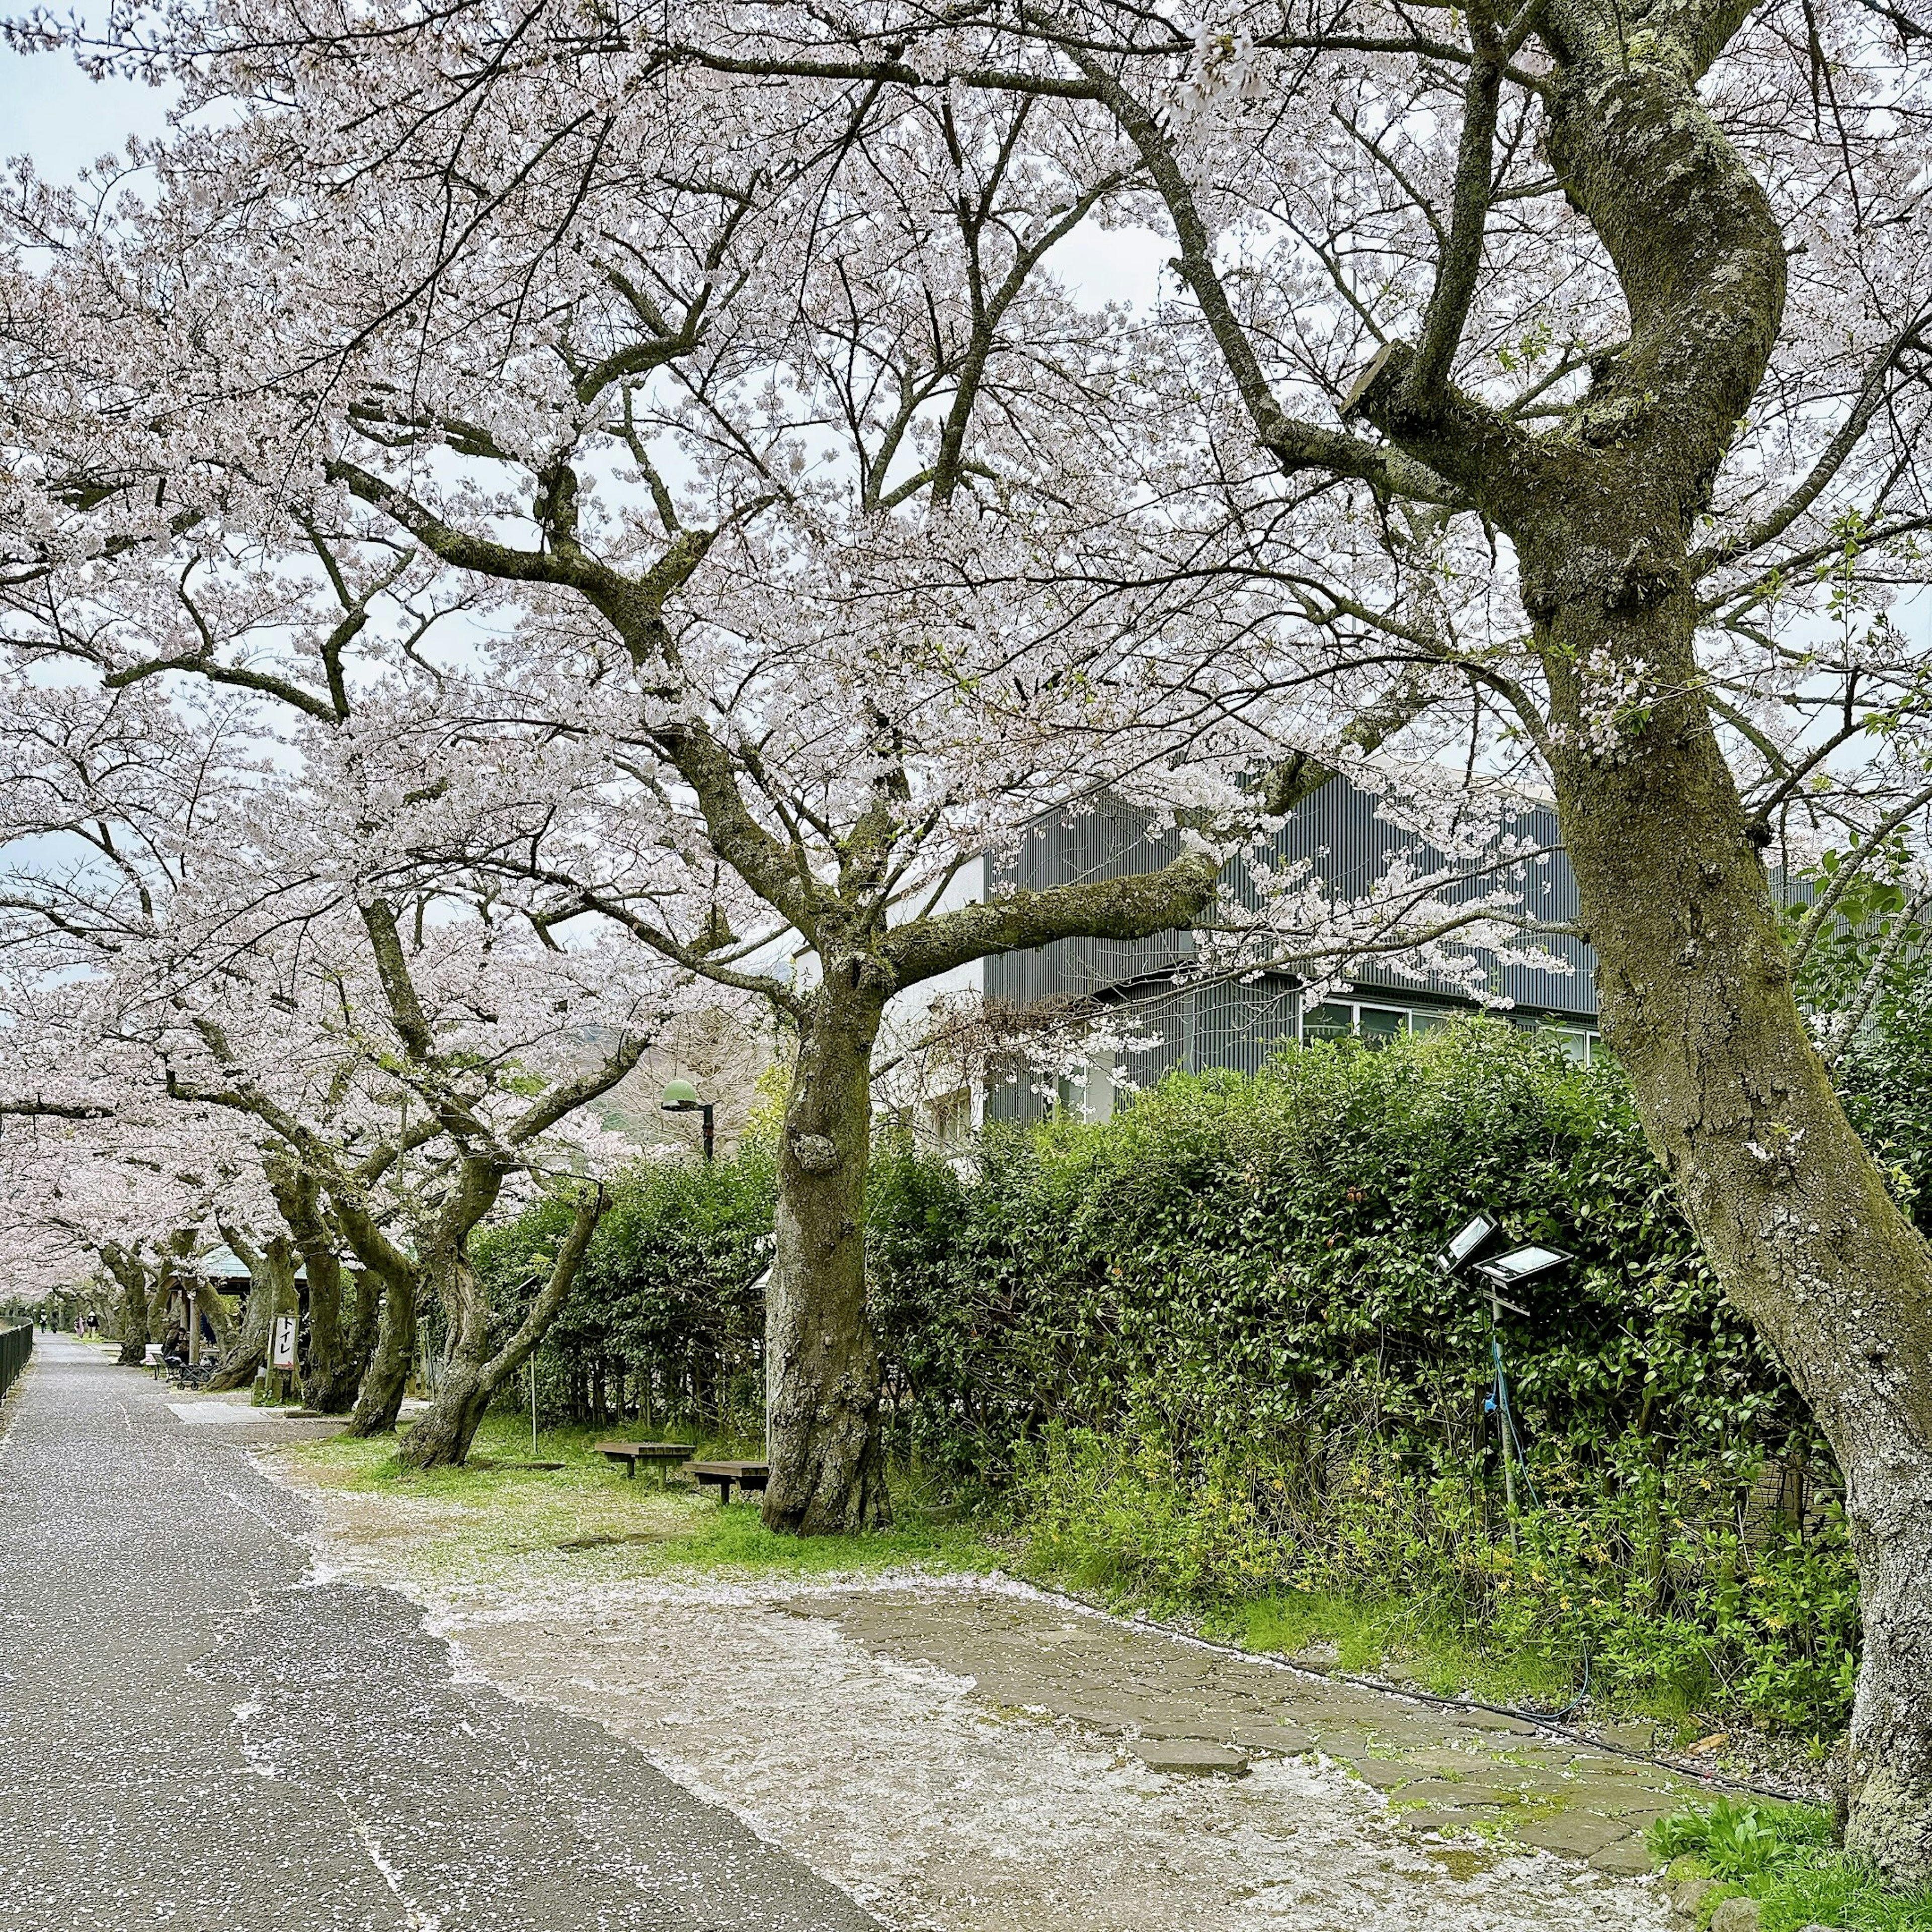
<box><xmin>0</xmin><ymin>1337</ymin><xmax>877</xmax><ymax>1932</ymax></box>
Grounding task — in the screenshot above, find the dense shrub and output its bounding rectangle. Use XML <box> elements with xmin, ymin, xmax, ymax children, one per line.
<box><xmin>480</xmin><ymin>1019</ymin><xmax>1860</xmax><ymax>1734</ymax></box>
<box><xmin>869</xmin><ymin>1020</ymin><xmax>1857</xmax><ymax>1734</ymax></box>
<box><xmin>1793</xmin><ymin>887</ymin><xmax>1932</xmax><ymax>1229</ymax></box>
<box><xmin>476</xmin><ymin>1142</ymin><xmax>774</xmax><ymax>1441</ymax></box>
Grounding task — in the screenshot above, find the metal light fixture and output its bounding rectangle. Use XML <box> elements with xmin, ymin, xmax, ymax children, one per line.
<box><xmin>1435</xmin><ymin>1211</ymin><xmax>1497</xmax><ymax>1275</ymax></box>
<box><xmin>1471</xmin><ymin>1242</ymin><xmax>1571</xmax><ymax>1322</ymax></box>
<box><xmin>661</xmin><ymin>1078</ymin><xmax>715</xmax><ymax>1162</ymax></box>
<box><xmin>1475</xmin><ymin>1243</ymin><xmax>1572</xmax><ymax>1289</ymax></box>
<box><xmin>1431</xmin><ymin>1216</ymin><xmax>1574</xmax><ymax>1536</ymax></box>
<box><xmin>1471</xmin><ymin>1240</ymin><xmax>1570</xmax><ymax>1526</ymax></box>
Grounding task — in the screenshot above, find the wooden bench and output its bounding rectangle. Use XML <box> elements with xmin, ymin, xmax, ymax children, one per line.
<box><xmin>688</xmin><ymin>1459</ymin><xmax>769</xmax><ymax>1505</ymax></box>
<box><xmin>595</xmin><ymin>1440</ymin><xmax>695</xmax><ymax>1482</ymax></box>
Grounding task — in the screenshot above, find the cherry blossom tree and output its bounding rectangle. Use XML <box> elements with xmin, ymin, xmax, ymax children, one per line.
<box><xmin>0</xmin><ymin>19</ymin><xmax>1559</xmax><ymax>1532</ymax></box>
<box><xmin>0</xmin><ymin>1039</ymin><xmax>271</xmax><ymax>1363</ymax></box>
<box><xmin>27</xmin><ymin>0</ymin><xmax>1929</xmax><ymax>1862</ymax></box>
<box><xmin>535</xmin><ymin>0</ymin><xmax>1932</xmax><ymax>1873</ymax></box>
<box><xmin>0</xmin><ymin>557</ymin><xmax>687</xmax><ymax>1461</ymax></box>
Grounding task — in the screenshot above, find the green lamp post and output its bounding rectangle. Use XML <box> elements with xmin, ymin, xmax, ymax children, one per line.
<box><xmin>661</xmin><ymin>1078</ymin><xmax>715</xmax><ymax>1162</ymax></box>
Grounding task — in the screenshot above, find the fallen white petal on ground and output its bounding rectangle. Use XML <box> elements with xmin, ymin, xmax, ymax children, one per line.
<box><xmin>284</xmin><ymin>1481</ymin><xmax>1670</xmax><ymax>1932</ymax></box>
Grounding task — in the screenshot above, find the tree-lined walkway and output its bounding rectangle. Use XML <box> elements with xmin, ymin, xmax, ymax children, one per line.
<box><xmin>0</xmin><ymin>1338</ymin><xmax>876</xmax><ymax>1931</ymax></box>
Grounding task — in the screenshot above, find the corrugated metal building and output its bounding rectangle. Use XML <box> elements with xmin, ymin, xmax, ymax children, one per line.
<box><xmin>982</xmin><ymin>773</ymin><xmax>1600</xmax><ymax>1123</ymax></box>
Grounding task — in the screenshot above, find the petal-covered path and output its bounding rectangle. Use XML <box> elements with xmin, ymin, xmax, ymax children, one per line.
<box><xmin>0</xmin><ymin>1338</ymin><xmax>877</xmax><ymax>1932</ymax></box>
<box><xmin>275</xmin><ymin>1421</ymin><xmax>1697</xmax><ymax>1932</ymax></box>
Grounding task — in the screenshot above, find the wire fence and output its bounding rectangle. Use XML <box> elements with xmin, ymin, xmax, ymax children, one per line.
<box><xmin>0</xmin><ymin>1323</ymin><xmax>32</xmax><ymax>1405</ymax></box>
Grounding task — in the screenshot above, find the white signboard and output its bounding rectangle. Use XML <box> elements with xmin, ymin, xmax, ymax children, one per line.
<box><xmin>270</xmin><ymin>1315</ymin><xmax>298</xmax><ymax>1371</ymax></box>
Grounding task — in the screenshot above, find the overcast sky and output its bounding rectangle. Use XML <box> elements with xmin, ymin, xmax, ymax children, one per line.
<box><xmin>3</xmin><ymin>40</ymin><xmax>171</xmax><ymax>181</ymax></box>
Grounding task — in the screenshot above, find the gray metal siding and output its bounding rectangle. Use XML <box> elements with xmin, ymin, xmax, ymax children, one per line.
<box><xmin>983</xmin><ymin>810</ymin><xmax>1197</xmax><ymax>1006</ymax></box>
<box><xmin>986</xmin><ymin>775</ymin><xmax>1596</xmax><ymax>1018</ymax></box>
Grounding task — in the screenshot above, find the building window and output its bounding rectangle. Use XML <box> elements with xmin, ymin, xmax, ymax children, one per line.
<box><xmin>1055</xmin><ymin>1052</ymin><xmax>1117</xmax><ymax>1123</ymax></box>
<box><xmin>1301</xmin><ymin>1000</ymin><xmax>1412</xmax><ymax>1046</ymax></box>
<box><xmin>928</xmin><ymin>1088</ymin><xmax>972</xmax><ymax>1148</ymax></box>
<box><xmin>1542</xmin><ymin>1025</ymin><xmax>1602</xmax><ymax>1065</ymax></box>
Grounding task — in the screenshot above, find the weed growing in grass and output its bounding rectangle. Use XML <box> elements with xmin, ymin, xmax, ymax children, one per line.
<box><xmin>1652</xmin><ymin>1797</ymin><xmax>1932</xmax><ymax>1931</ymax></box>
<box><xmin>1218</xmin><ymin>1592</ymin><xmax>1583</xmax><ymax>1712</ymax></box>
<box><xmin>1009</xmin><ymin>1416</ymin><xmax>1856</xmax><ymax>1739</ymax></box>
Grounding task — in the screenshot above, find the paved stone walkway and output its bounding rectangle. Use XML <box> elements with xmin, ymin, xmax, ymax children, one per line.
<box><xmin>277</xmin><ymin>1453</ymin><xmax>1690</xmax><ymax>1932</ymax></box>
<box><xmin>795</xmin><ymin>1587</ymin><xmax>1705</xmax><ymax>1875</ymax></box>
<box><xmin>0</xmin><ymin>1337</ymin><xmax>876</xmax><ymax>1932</ymax></box>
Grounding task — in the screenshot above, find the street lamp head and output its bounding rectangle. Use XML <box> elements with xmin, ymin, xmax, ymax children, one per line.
<box><xmin>661</xmin><ymin>1078</ymin><xmax>702</xmax><ymax>1112</ymax></box>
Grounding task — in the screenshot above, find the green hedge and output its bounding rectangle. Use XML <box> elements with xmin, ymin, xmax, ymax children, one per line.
<box><xmin>480</xmin><ymin>1019</ymin><xmax>1860</xmax><ymax>1734</ymax></box>
<box><xmin>872</xmin><ymin>1020</ymin><xmax>1802</xmax><ymax>1471</ymax></box>
<box><xmin>868</xmin><ymin>1020</ymin><xmax>1857</xmax><ymax>1734</ymax></box>
<box><xmin>475</xmin><ymin>1145</ymin><xmax>774</xmax><ymax>1442</ymax></box>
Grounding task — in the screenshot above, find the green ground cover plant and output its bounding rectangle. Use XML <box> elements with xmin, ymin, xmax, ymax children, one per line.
<box><xmin>282</xmin><ymin>1415</ymin><xmax>1000</xmax><ymax>1584</ymax></box>
<box><xmin>1653</xmin><ymin>1797</ymin><xmax>1932</xmax><ymax>1930</ymax></box>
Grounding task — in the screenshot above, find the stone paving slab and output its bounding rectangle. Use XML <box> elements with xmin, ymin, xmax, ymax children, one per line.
<box><xmin>783</xmin><ymin>1587</ymin><xmax>1707</xmax><ymax>1876</ymax></box>
<box><xmin>275</xmin><ymin>1451</ymin><xmax>1683</xmax><ymax>1929</ymax></box>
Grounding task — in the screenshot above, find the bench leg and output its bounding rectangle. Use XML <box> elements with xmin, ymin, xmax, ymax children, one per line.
<box><xmin>625</xmin><ymin>1457</ymin><xmax>636</xmax><ymax>1478</ymax></box>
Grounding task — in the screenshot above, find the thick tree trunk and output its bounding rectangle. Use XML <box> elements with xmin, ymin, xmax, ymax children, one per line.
<box><xmin>1541</xmin><ymin>588</ymin><xmax>1932</xmax><ymax>1882</ymax></box>
<box><xmin>763</xmin><ymin>980</ymin><xmax>891</xmax><ymax>1535</ymax></box>
<box><xmin>397</xmin><ymin>1179</ymin><xmax>604</xmax><ymax>1471</ymax></box>
<box><xmin>146</xmin><ymin>1272</ymin><xmax>174</xmax><ymax>1352</ymax></box>
<box><xmin>344</xmin><ymin>1268</ymin><xmax>379</xmax><ymax>1383</ymax></box>
<box><xmin>204</xmin><ymin>1287</ymin><xmax>267</xmax><ymax>1390</ymax></box>
<box><xmin>194</xmin><ymin>1279</ymin><xmax>238</xmax><ymax>1355</ymax></box>
<box><xmin>346</xmin><ymin>1265</ymin><xmax>416</xmax><ymax>1436</ymax></box>
<box><xmin>269</xmin><ymin>1161</ymin><xmax>356</xmax><ymax>1414</ymax></box>
<box><xmin>1479</xmin><ymin>26</ymin><xmax>1932</xmax><ymax>1879</ymax></box>
<box><xmin>297</xmin><ymin>1244</ymin><xmax>358</xmax><ymax>1413</ymax></box>
<box><xmin>105</xmin><ymin>1249</ymin><xmax>149</xmax><ymax>1365</ymax></box>
<box><xmin>207</xmin><ymin>1239</ymin><xmax>270</xmax><ymax>1391</ymax></box>
<box><xmin>395</xmin><ymin>1345</ymin><xmax>493</xmax><ymax>1469</ymax></box>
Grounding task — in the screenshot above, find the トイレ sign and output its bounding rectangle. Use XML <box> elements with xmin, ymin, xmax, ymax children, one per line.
<box><xmin>270</xmin><ymin>1316</ymin><xmax>298</xmax><ymax>1371</ymax></box>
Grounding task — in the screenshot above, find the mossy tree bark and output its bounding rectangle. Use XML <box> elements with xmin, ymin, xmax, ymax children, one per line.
<box><xmin>102</xmin><ymin>1243</ymin><xmax>150</xmax><ymax>1365</ymax></box>
<box><xmin>347</xmin><ymin>1271</ymin><xmax>416</xmax><ymax>1435</ymax></box>
<box><xmin>1546</xmin><ymin>601</ymin><xmax>1932</xmax><ymax>1877</ymax></box>
<box><xmin>344</xmin><ymin>1268</ymin><xmax>379</xmax><ymax>1386</ymax></box>
<box><xmin>1065</xmin><ymin>0</ymin><xmax>1932</xmax><ymax>1870</ymax></box>
<box><xmin>331</xmin><ymin>1187</ymin><xmax>419</xmax><ymax>1435</ymax></box>
<box><xmin>203</xmin><ymin>1223</ymin><xmax>281</xmax><ymax>1392</ymax></box>
<box><xmin>1339</xmin><ymin>19</ymin><xmax>1932</xmax><ymax>1880</ymax></box>
<box><xmin>394</xmin><ymin>1171</ymin><xmax>606</xmax><ymax>1470</ymax></box>
<box><xmin>764</xmin><ymin>973</ymin><xmax>894</xmax><ymax>1533</ymax></box>
<box><xmin>266</xmin><ymin>1155</ymin><xmax>358</xmax><ymax>1414</ymax></box>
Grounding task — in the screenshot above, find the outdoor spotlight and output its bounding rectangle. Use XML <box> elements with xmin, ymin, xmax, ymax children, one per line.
<box><xmin>1435</xmin><ymin>1212</ymin><xmax>1498</xmax><ymax>1275</ymax></box>
<box><xmin>661</xmin><ymin>1079</ymin><xmax>715</xmax><ymax>1162</ymax></box>
<box><xmin>1475</xmin><ymin>1242</ymin><xmax>1571</xmax><ymax>1287</ymax></box>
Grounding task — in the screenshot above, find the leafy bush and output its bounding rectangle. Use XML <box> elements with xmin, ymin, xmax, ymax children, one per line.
<box><xmin>477</xmin><ymin>1018</ymin><xmax>1863</xmax><ymax>1736</ymax></box>
<box><xmin>869</xmin><ymin>1020</ymin><xmax>1857</xmax><ymax>1735</ymax></box>
<box><xmin>475</xmin><ymin>1142</ymin><xmax>775</xmax><ymax>1441</ymax></box>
